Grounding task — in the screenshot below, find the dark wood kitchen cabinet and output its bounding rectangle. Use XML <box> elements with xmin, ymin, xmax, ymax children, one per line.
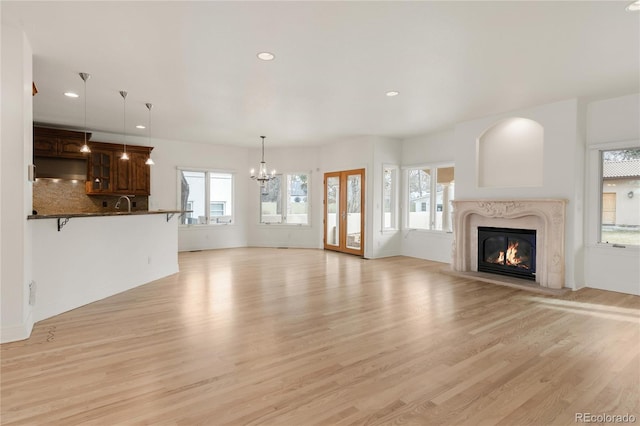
<box><xmin>86</xmin><ymin>149</ymin><xmax>114</xmax><ymax>193</ymax></box>
<box><xmin>113</xmin><ymin>150</ymin><xmax>150</xmax><ymax>195</ymax></box>
<box><xmin>34</xmin><ymin>127</ymin><xmax>91</xmax><ymax>159</ymax></box>
<box><xmin>33</xmin><ymin>126</ymin><xmax>153</xmax><ymax>195</ymax></box>
<box><xmin>87</xmin><ymin>141</ymin><xmax>153</xmax><ymax>196</ymax></box>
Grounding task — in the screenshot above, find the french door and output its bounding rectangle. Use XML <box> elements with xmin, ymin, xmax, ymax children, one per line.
<box><xmin>324</xmin><ymin>169</ymin><xmax>365</xmax><ymax>256</ymax></box>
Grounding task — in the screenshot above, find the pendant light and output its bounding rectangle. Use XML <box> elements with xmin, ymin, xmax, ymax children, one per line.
<box><xmin>145</xmin><ymin>102</ymin><xmax>155</xmax><ymax>165</ymax></box>
<box><xmin>79</xmin><ymin>72</ymin><xmax>91</xmax><ymax>153</ymax></box>
<box><xmin>119</xmin><ymin>90</ymin><xmax>129</xmax><ymax>160</ymax></box>
<box><xmin>250</xmin><ymin>136</ymin><xmax>276</xmax><ymax>194</ymax></box>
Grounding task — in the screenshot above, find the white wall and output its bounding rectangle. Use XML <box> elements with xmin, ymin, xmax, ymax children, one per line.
<box><xmin>477</xmin><ymin>117</ymin><xmax>544</xmax><ymax>188</ymax></box>
<box><xmin>247</xmin><ymin>145</ymin><xmax>322</xmax><ymax>249</ymax></box>
<box><xmin>585</xmin><ymin>93</ymin><xmax>640</xmax><ymax>295</ymax></box>
<box><xmin>32</xmin><ymin>214</ymin><xmax>178</xmax><ymax>321</ymax></box>
<box><xmin>320</xmin><ymin>137</ymin><xmax>373</xmax><ymax>257</ymax></box>
<box><xmin>371</xmin><ymin>138</ymin><xmax>403</xmax><ymax>258</ymax></box>
<box><xmin>586</xmin><ymin>94</ymin><xmax>640</xmax><ymax>145</ymax></box>
<box><xmin>454</xmin><ymin>99</ymin><xmax>584</xmax><ymax>289</ymax></box>
<box><xmin>401</xmin><ymin>130</ymin><xmax>455</xmax><ymax>263</ymax></box>
<box><xmin>319</xmin><ymin>136</ymin><xmax>404</xmax><ymax>259</ymax></box>
<box><xmin>1</xmin><ymin>22</ymin><xmax>34</xmax><ymax>343</ymax></box>
<box><xmin>92</xmin><ymin>131</ymin><xmax>251</xmax><ymax>252</ymax></box>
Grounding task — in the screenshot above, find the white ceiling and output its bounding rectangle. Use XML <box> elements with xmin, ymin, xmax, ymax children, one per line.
<box><xmin>3</xmin><ymin>1</ymin><xmax>639</xmax><ymax>147</ymax></box>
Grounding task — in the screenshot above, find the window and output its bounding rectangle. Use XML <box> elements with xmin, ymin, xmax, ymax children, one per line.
<box><xmin>598</xmin><ymin>147</ymin><xmax>640</xmax><ymax>245</ymax></box>
<box><xmin>260</xmin><ymin>173</ymin><xmax>309</xmax><ymax>225</ymax></box>
<box><xmin>210</xmin><ymin>202</ymin><xmax>225</xmax><ymax>217</ymax></box>
<box><xmin>179</xmin><ymin>169</ymin><xmax>233</xmax><ymax>225</ymax></box>
<box><xmin>406</xmin><ymin>165</ymin><xmax>454</xmax><ymax>231</ymax></box>
<box><xmin>383</xmin><ymin>166</ymin><xmax>398</xmax><ymax>230</ymax></box>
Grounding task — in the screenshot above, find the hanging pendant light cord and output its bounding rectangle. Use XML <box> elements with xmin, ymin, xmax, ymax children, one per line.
<box><xmin>83</xmin><ymin>80</ymin><xmax>87</xmax><ymax>146</ymax></box>
<box><xmin>79</xmin><ymin>72</ymin><xmax>91</xmax><ymax>153</ymax></box>
<box><xmin>120</xmin><ymin>90</ymin><xmax>128</xmax><ymax>159</ymax></box>
<box><xmin>123</xmin><ymin>94</ymin><xmax>127</xmax><ymax>154</ymax></box>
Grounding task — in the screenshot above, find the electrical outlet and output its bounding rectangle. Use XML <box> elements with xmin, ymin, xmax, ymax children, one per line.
<box><xmin>132</xmin><ymin>201</ymin><xmax>137</xmax><ymax>208</ymax></box>
<box><xmin>28</xmin><ymin>281</ymin><xmax>36</xmax><ymax>305</ymax></box>
<box><xmin>102</xmin><ymin>201</ymin><xmax>107</xmax><ymax>207</ymax></box>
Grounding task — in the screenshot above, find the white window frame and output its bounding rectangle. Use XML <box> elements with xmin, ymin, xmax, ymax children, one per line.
<box><xmin>177</xmin><ymin>167</ymin><xmax>235</xmax><ymax>226</ymax></box>
<box><xmin>259</xmin><ymin>172</ymin><xmax>311</xmax><ymax>226</ymax></box>
<box><xmin>586</xmin><ymin>140</ymin><xmax>640</xmax><ymax>250</ymax></box>
<box><xmin>402</xmin><ymin>162</ymin><xmax>455</xmax><ymax>233</ymax></box>
<box><xmin>382</xmin><ymin>164</ymin><xmax>399</xmax><ymax>231</ymax></box>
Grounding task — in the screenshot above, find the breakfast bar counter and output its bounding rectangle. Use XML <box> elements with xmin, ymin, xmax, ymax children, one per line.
<box><xmin>30</xmin><ymin>211</ymin><xmax>180</xmax><ymax>322</ymax></box>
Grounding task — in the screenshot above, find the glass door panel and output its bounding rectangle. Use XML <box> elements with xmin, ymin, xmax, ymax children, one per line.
<box><xmin>324</xmin><ymin>169</ymin><xmax>364</xmax><ymax>256</ymax></box>
<box><xmin>345</xmin><ymin>173</ymin><xmax>362</xmax><ymax>250</ymax></box>
<box><xmin>325</xmin><ymin>175</ymin><xmax>340</xmax><ymax>247</ymax></box>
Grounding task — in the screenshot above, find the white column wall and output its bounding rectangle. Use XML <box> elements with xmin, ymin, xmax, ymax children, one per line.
<box><xmin>1</xmin><ymin>22</ymin><xmax>34</xmax><ymax>343</ymax></box>
<box><xmin>400</xmin><ymin>130</ymin><xmax>456</xmax><ymax>263</ymax></box>
<box><xmin>371</xmin><ymin>137</ymin><xmax>402</xmax><ymax>258</ymax></box>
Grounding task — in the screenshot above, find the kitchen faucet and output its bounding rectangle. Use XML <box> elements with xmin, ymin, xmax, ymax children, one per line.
<box><xmin>115</xmin><ymin>195</ymin><xmax>133</xmax><ymax>213</ymax></box>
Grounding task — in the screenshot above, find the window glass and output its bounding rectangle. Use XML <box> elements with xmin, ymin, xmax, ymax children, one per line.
<box><xmin>181</xmin><ymin>171</ymin><xmax>206</xmax><ymax>224</ymax></box>
<box><xmin>210</xmin><ymin>202</ymin><xmax>225</xmax><ymax>216</ymax></box>
<box><xmin>600</xmin><ymin>148</ymin><xmax>640</xmax><ymax>245</ymax></box>
<box><xmin>259</xmin><ymin>173</ymin><xmax>309</xmax><ymax>225</ymax></box>
<box><xmin>408</xmin><ymin>168</ymin><xmax>431</xmax><ymax>229</ymax></box>
<box><xmin>260</xmin><ymin>176</ymin><xmax>283</xmax><ymax>224</ymax></box>
<box><xmin>286</xmin><ymin>173</ymin><xmax>309</xmax><ymax>224</ymax></box>
<box><xmin>435</xmin><ymin>166</ymin><xmax>455</xmax><ymax>232</ymax></box>
<box><xmin>210</xmin><ymin>172</ymin><xmax>233</xmax><ymax>223</ymax></box>
<box><xmin>383</xmin><ymin>167</ymin><xmax>397</xmax><ymax>229</ymax></box>
<box><xmin>405</xmin><ymin>166</ymin><xmax>455</xmax><ymax>231</ymax></box>
<box><xmin>180</xmin><ymin>170</ymin><xmax>234</xmax><ymax>225</ymax></box>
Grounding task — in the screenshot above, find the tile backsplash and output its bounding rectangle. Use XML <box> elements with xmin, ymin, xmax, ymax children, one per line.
<box><xmin>33</xmin><ymin>179</ymin><xmax>148</xmax><ymax>215</ymax></box>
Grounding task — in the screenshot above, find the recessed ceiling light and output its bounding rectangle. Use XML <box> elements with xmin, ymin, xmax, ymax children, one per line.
<box><xmin>626</xmin><ymin>0</ymin><xmax>640</xmax><ymax>11</ymax></box>
<box><xmin>136</xmin><ymin>125</ymin><xmax>146</xmax><ymax>129</ymax></box>
<box><xmin>257</xmin><ymin>52</ymin><xmax>275</xmax><ymax>61</ymax></box>
<box><xmin>386</xmin><ymin>91</ymin><xmax>399</xmax><ymax>97</ymax></box>
<box><xmin>64</xmin><ymin>92</ymin><xmax>79</xmax><ymax>98</ymax></box>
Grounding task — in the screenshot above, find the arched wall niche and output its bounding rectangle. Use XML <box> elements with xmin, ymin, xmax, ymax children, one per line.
<box><xmin>477</xmin><ymin>117</ymin><xmax>544</xmax><ymax>188</ymax></box>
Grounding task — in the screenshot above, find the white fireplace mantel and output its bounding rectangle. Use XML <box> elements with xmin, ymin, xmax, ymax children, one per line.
<box><xmin>451</xmin><ymin>199</ymin><xmax>567</xmax><ymax>289</ymax></box>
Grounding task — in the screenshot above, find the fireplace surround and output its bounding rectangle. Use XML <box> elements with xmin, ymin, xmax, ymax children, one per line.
<box><xmin>451</xmin><ymin>199</ymin><xmax>567</xmax><ymax>289</ymax></box>
<box><xmin>477</xmin><ymin>226</ymin><xmax>536</xmax><ymax>280</ymax></box>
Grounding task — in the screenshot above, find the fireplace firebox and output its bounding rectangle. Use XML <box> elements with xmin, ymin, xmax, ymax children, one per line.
<box><xmin>478</xmin><ymin>227</ymin><xmax>536</xmax><ymax>280</ymax></box>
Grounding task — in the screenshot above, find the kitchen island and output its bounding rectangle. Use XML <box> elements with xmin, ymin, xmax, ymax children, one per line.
<box><xmin>28</xmin><ymin>210</ymin><xmax>182</xmax><ymax>322</ymax></box>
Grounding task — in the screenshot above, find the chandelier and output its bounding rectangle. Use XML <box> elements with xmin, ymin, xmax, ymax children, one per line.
<box><xmin>250</xmin><ymin>136</ymin><xmax>276</xmax><ymax>192</ymax></box>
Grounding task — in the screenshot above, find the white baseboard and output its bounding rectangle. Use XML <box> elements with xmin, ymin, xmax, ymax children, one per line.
<box><xmin>0</xmin><ymin>310</ymin><xmax>34</xmax><ymax>344</ymax></box>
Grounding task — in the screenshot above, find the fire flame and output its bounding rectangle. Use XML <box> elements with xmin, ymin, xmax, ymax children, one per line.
<box><xmin>487</xmin><ymin>240</ymin><xmax>530</xmax><ymax>269</ymax></box>
<box><xmin>505</xmin><ymin>241</ymin><xmax>524</xmax><ymax>267</ymax></box>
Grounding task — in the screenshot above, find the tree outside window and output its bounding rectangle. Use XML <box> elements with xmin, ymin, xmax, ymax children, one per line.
<box><xmin>260</xmin><ymin>173</ymin><xmax>309</xmax><ymax>225</ymax></box>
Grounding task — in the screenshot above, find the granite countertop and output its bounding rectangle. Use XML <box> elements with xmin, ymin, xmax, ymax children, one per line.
<box><xmin>28</xmin><ymin>210</ymin><xmax>186</xmax><ymax>219</ymax></box>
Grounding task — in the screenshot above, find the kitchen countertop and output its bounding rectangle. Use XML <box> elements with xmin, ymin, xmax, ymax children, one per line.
<box><xmin>28</xmin><ymin>210</ymin><xmax>186</xmax><ymax>219</ymax></box>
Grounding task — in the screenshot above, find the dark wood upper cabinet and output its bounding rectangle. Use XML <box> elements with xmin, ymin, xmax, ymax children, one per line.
<box><xmin>34</xmin><ymin>126</ymin><xmax>153</xmax><ymax>196</ymax></box>
<box><xmin>86</xmin><ymin>141</ymin><xmax>152</xmax><ymax>196</ymax></box>
<box><xmin>33</xmin><ymin>127</ymin><xmax>90</xmax><ymax>159</ymax></box>
<box><xmin>86</xmin><ymin>149</ymin><xmax>113</xmax><ymax>193</ymax></box>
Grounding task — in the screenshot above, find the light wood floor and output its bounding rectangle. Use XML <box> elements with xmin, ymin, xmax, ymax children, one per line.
<box><xmin>1</xmin><ymin>248</ymin><xmax>639</xmax><ymax>425</ymax></box>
